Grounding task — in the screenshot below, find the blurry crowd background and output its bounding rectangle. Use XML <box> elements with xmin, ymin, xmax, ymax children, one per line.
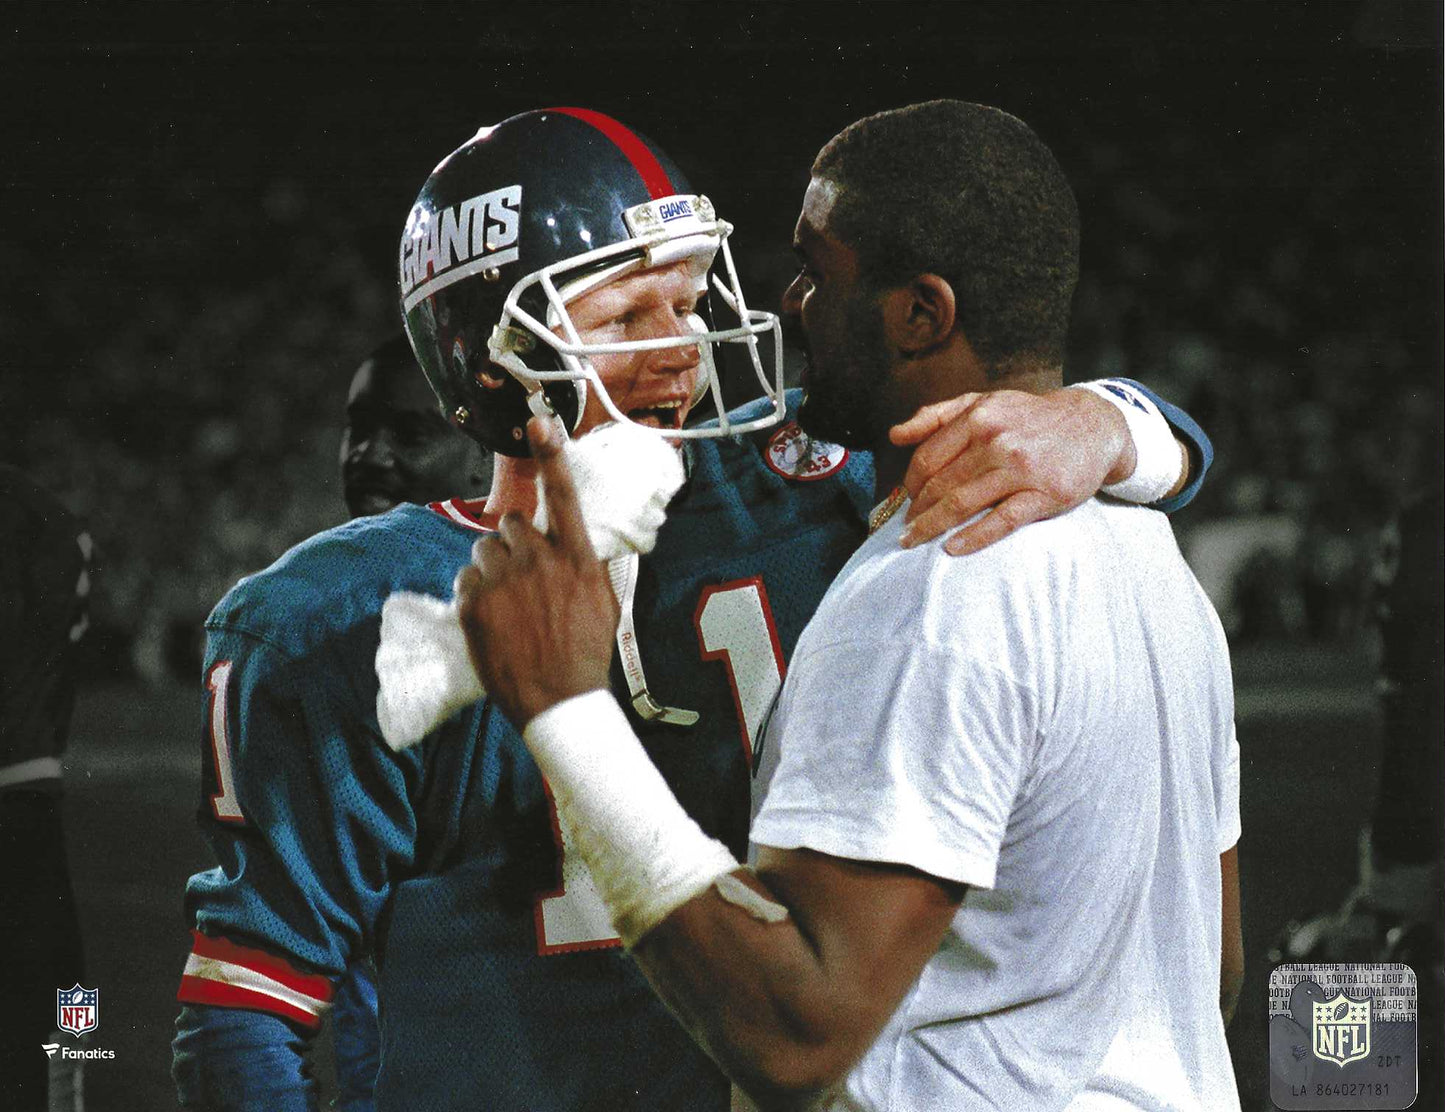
<box><xmin>2</xmin><ymin>1</ymin><xmax>1439</xmax><ymax>683</ymax></box>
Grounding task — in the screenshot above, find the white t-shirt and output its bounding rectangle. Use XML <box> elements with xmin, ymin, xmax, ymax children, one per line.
<box><xmin>751</xmin><ymin>499</ymin><xmax>1241</xmax><ymax>1112</ymax></box>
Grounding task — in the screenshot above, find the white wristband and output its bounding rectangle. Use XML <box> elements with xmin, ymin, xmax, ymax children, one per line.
<box><xmin>523</xmin><ymin>690</ymin><xmax>738</xmax><ymax>948</ymax></box>
<box><xmin>1071</xmin><ymin>380</ymin><xmax>1183</xmax><ymax>504</ymax></box>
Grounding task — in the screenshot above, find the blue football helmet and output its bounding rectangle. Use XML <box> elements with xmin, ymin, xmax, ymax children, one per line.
<box><xmin>400</xmin><ymin>107</ymin><xmax>784</xmax><ymax>457</ymax></box>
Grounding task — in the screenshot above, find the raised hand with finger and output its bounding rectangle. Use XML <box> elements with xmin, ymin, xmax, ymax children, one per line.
<box><xmin>457</xmin><ymin>417</ymin><xmax>621</xmax><ymax>730</ymax></box>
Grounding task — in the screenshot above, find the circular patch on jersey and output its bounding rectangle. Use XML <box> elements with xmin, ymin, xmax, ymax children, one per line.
<box><xmin>763</xmin><ymin>421</ymin><xmax>849</xmax><ymax>482</ymax></box>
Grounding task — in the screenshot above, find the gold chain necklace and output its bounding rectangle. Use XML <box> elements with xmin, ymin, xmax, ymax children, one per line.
<box><xmin>868</xmin><ymin>486</ymin><xmax>909</xmax><ymax>535</ymax></box>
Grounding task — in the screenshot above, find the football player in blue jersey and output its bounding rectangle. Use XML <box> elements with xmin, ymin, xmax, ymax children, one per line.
<box><xmin>1</xmin><ymin>466</ymin><xmax>93</xmax><ymax>1111</ymax></box>
<box><xmin>173</xmin><ymin>107</ymin><xmax>1211</xmax><ymax>1111</ymax></box>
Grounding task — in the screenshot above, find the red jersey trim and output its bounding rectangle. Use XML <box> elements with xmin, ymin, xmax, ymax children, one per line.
<box><xmin>428</xmin><ymin>498</ymin><xmax>499</xmax><ymax>533</ymax></box>
<box><xmin>176</xmin><ymin>930</ymin><xmax>334</xmax><ymax>1029</ymax></box>
<box><xmin>176</xmin><ymin>976</ymin><xmax>324</xmax><ymax>1030</ymax></box>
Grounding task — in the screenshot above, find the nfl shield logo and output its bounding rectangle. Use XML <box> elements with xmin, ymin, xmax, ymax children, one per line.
<box><xmin>1312</xmin><ymin>991</ymin><xmax>1370</xmax><ymax>1067</ymax></box>
<box><xmin>56</xmin><ymin>984</ymin><xmax>98</xmax><ymax>1037</ymax></box>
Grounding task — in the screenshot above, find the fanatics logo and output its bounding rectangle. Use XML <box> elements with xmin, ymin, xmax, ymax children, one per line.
<box><xmin>57</xmin><ymin>985</ymin><xmax>98</xmax><ymax>1037</ymax></box>
<box><xmin>764</xmin><ymin>422</ymin><xmax>848</xmax><ymax>482</ymax></box>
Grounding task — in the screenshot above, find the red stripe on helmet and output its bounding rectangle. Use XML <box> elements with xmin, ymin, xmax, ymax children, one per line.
<box><xmin>550</xmin><ymin>107</ymin><xmax>675</xmax><ymax>199</ymax></box>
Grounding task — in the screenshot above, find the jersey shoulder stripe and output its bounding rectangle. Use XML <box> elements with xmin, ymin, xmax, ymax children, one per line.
<box><xmin>177</xmin><ymin>930</ymin><xmax>334</xmax><ymax>1030</ymax></box>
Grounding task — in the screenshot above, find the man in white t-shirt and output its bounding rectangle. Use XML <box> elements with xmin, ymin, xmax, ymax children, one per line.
<box><xmin>459</xmin><ymin>100</ymin><xmax>1243</xmax><ymax>1111</ymax></box>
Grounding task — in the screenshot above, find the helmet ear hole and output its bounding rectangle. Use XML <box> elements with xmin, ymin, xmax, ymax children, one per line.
<box><xmin>531</xmin><ymin>380</ymin><xmax>585</xmax><ymax>443</ymax></box>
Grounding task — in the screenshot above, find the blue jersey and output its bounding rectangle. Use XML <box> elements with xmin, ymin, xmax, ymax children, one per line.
<box><xmin>175</xmin><ymin>386</ymin><xmax>1209</xmax><ymax>1111</ymax></box>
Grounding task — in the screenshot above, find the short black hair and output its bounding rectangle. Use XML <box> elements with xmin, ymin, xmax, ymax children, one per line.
<box><xmin>813</xmin><ymin>100</ymin><xmax>1079</xmax><ymax>376</ymax></box>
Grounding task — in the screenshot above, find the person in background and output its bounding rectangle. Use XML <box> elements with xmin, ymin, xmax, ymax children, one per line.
<box><xmin>0</xmin><ymin>464</ymin><xmax>93</xmax><ymax>1111</ymax></box>
<box><xmin>1272</xmin><ymin>484</ymin><xmax>1443</xmax><ymax>1105</ymax></box>
<box><xmin>340</xmin><ymin>335</ymin><xmax>493</xmax><ymax>519</ymax></box>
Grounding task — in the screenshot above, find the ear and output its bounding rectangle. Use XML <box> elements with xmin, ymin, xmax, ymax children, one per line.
<box><xmin>882</xmin><ymin>275</ymin><xmax>956</xmax><ymax>356</ymax></box>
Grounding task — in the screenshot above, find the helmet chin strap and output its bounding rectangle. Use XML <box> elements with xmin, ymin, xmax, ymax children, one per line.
<box><xmin>607</xmin><ymin>554</ymin><xmax>699</xmax><ymax>727</ymax></box>
<box><xmin>521</xmin><ymin>389</ymin><xmax>700</xmax><ymax>729</ymax></box>
<box><xmin>518</xmin><ymin>385</ymin><xmax>699</xmax><ymax>727</ymax></box>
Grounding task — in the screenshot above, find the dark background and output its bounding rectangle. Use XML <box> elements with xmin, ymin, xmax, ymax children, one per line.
<box><xmin>2</xmin><ymin>2</ymin><xmax>1440</xmax><ymax>1109</ymax></box>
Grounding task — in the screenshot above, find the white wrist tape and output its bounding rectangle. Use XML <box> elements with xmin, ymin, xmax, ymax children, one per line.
<box><xmin>1071</xmin><ymin>380</ymin><xmax>1183</xmax><ymax>504</ymax></box>
<box><xmin>523</xmin><ymin>690</ymin><xmax>739</xmax><ymax>948</ymax></box>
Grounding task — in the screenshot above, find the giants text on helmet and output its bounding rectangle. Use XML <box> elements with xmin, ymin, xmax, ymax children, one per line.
<box><xmin>400</xmin><ymin>184</ymin><xmax>523</xmax><ymax>308</ymax></box>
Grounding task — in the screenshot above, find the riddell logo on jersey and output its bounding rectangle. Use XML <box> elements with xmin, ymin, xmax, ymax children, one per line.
<box><xmin>400</xmin><ymin>184</ymin><xmax>523</xmax><ymax>308</ymax></box>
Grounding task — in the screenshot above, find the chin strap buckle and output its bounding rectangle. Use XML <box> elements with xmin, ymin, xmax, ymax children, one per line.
<box><xmin>631</xmin><ymin>691</ymin><xmax>700</xmax><ymax>727</ymax></box>
<box><xmin>609</xmin><ymin>555</ymin><xmax>699</xmax><ymax>728</ymax></box>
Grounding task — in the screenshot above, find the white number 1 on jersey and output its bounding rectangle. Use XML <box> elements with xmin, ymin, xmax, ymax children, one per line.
<box><xmin>206</xmin><ymin>661</ymin><xmax>245</xmax><ymax>823</ymax></box>
<box><xmin>533</xmin><ymin>578</ymin><xmax>786</xmax><ymax>954</ymax></box>
<box><xmin>695</xmin><ymin>577</ymin><xmax>786</xmax><ymax>769</ymax></box>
